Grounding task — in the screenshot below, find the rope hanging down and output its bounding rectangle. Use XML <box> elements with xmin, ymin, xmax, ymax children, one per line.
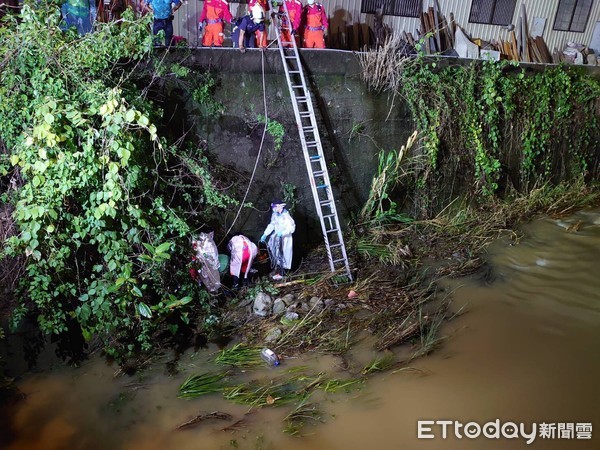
<box><xmin>221</xmin><ymin>49</ymin><xmax>270</xmax><ymax>244</ymax></box>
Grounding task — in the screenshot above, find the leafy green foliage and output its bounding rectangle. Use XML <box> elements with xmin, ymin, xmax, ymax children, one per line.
<box><xmin>258</xmin><ymin>114</ymin><xmax>285</xmax><ymax>152</ymax></box>
<box><xmin>281</xmin><ymin>182</ymin><xmax>297</xmax><ymax>213</ymax></box>
<box><xmin>361</xmin><ymin>49</ymin><xmax>600</xmax><ymax>214</ymax></box>
<box><xmin>0</xmin><ymin>3</ymin><xmax>232</xmax><ymax>358</ymax></box>
<box><xmin>244</xmin><ymin>279</ymin><xmax>279</xmax><ymax>302</ymax></box>
<box><xmin>359</xmin><ymin>131</ymin><xmax>417</xmax><ymax>223</ymax></box>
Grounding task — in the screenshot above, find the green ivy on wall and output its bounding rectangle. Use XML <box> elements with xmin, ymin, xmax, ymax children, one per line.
<box><xmin>360</xmin><ymin>44</ymin><xmax>600</xmax><ymax>210</ymax></box>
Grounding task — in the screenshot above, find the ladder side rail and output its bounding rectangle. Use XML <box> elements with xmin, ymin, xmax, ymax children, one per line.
<box><xmin>275</xmin><ymin>7</ymin><xmax>352</xmax><ymax>280</ymax></box>
<box><xmin>275</xmin><ymin>7</ymin><xmax>333</xmax><ymax>247</ymax></box>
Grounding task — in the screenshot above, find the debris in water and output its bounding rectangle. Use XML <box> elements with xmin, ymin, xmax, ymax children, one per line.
<box><xmin>176</xmin><ymin>411</ymin><xmax>232</xmax><ymax>430</ymax></box>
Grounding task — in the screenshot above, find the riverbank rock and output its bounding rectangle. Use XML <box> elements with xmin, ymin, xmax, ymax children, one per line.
<box><xmin>264</xmin><ymin>327</ymin><xmax>282</xmax><ymax>343</ymax></box>
<box><xmin>272</xmin><ymin>298</ymin><xmax>286</xmax><ymax>316</ymax></box>
<box><xmin>253</xmin><ymin>293</ymin><xmax>273</xmax><ymax>317</ymax></box>
<box><xmin>309</xmin><ymin>296</ymin><xmax>324</xmax><ymax>312</ymax></box>
<box><xmin>281</xmin><ymin>293</ymin><xmax>296</xmax><ymax>306</ymax></box>
<box><xmin>283</xmin><ymin>311</ymin><xmax>299</xmax><ymax>321</ymax></box>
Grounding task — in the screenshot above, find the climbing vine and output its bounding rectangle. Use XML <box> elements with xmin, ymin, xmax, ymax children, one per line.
<box><xmin>359</xmin><ymin>40</ymin><xmax>600</xmax><ymax>214</ymax></box>
<box><xmin>258</xmin><ymin>114</ymin><xmax>285</xmax><ymax>152</ymax></box>
<box><xmin>0</xmin><ymin>2</ymin><xmax>233</xmax><ymax>358</ymax></box>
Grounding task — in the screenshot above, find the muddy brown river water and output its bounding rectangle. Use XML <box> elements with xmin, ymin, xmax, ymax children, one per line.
<box><xmin>2</xmin><ymin>209</ymin><xmax>600</xmax><ymax>450</ymax></box>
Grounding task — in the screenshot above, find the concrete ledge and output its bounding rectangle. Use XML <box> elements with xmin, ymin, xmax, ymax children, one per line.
<box><xmin>165</xmin><ymin>47</ymin><xmax>364</xmax><ymax>77</ymax></box>
<box><xmin>162</xmin><ymin>46</ymin><xmax>600</xmax><ymax>79</ymax></box>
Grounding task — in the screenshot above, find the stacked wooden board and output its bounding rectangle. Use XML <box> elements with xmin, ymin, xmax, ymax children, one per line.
<box><xmin>384</xmin><ymin>1</ymin><xmax>556</xmax><ymax>64</ymax></box>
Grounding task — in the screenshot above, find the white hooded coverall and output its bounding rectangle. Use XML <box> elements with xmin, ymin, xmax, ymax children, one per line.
<box><xmin>263</xmin><ymin>209</ymin><xmax>296</xmax><ymax>270</ymax></box>
<box><xmin>228</xmin><ymin>235</ymin><xmax>258</xmax><ymax>278</ymax></box>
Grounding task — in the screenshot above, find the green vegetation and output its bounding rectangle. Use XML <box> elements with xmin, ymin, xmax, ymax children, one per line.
<box><xmin>177</xmin><ymin>372</ymin><xmax>229</xmax><ymax>399</ymax></box>
<box><xmin>362</xmin><ymin>353</ymin><xmax>396</xmax><ymax>375</ymax></box>
<box><xmin>0</xmin><ymin>2</ymin><xmax>234</xmax><ymax>359</ymax></box>
<box><xmin>359</xmin><ymin>130</ymin><xmax>417</xmax><ymax>224</ymax></box>
<box><xmin>177</xmin><ymin>356</ymin><xmax>364</xmax><ymax>434</ymax></box>
<box><xmin>359</xmin><ymin>39</ymin><xmax>600</xmax><ymax>214</ymax></box>
<box><xmin>258</xmin><ymin>115</ymin><xmax>285</xmax><ymax>153</ymax></box>
<box><xmin>283</xmin><ymin>395</ymin><xmax>322</xmax><ymax>435</ymax></box>
<box><xmin>215</xmin><ymin>343</ymin><xmax>265</xmax><ymax>368</ymax></box>
<box><xmin>281</xmin><ymin>182</ymin><xmax>297</xmax><ymax>213</ymax></box>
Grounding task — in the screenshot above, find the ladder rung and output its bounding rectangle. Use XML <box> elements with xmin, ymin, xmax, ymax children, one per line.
<box><xmin>277</xmin><ymin>40</ymin><xmax>351</xmax><ymax>282</ymax></box>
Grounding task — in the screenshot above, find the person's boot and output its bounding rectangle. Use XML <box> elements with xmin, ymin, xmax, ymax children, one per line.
<box><xmin>272</xmin><ymin>268</ymin><xmax>284</xmax><ymax>281</ymax></box>
<box><xmin>232</xmin><ymin>276</ymin><xmax>240</xmax><ymax>289</ymax></box>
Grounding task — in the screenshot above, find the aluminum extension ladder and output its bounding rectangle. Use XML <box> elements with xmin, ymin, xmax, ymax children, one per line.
<box><xmin>274</xmin><ymin>4</ymin><xmax>352</xmax><ymax>281</ymax></box>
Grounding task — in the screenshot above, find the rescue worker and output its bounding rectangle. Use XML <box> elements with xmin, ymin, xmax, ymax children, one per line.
<box><xmin>232</xmin><ymin>4</ymin><xmax>267</xmax><ymax>51</ymax></box>
<box><xmin>198</xmin><ymin>0</ymin><xmax>234</xmax><ymax>47</ymax></box>
<box><xmin>300</xmin><ymin>0</ymin><xmax>327</xmax><ymax>48</ymax></box>
<box><xmin>145</xmin><ymin>0</ymin><xmax>181</xmax><ymax>47</ymax></box>
<box><xmin>191</xmin><ymin>232</ymin><xmax>221</xmax><ymax>293</ymax></box>
<box><xmin>260</xmin><ymin>200</ymin><xmax>295</xmax><ymax>280</ymax></box>
<box><xmin>272</xmin><ymin>0</ymin><xmax>302</xmax><ymax>48</ymax></box>
<box><xmin>248</xmin><ymin>0</ymin><xmax>269</xmax><ymax>47</ymax></box>
<box><xmin>227</xmin><ymin>234</ymin><xmax>258</xmax><ymax>288</ymax></box>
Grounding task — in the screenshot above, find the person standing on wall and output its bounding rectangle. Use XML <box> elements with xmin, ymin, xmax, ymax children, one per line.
<box><xmin>145</xmin><ymin>0</ymin><xmax>181</xmax><ymax>47</ymax></box>
<box><xmin>260</xmin><ymin>200</ymin><xmax>295</xmax><ymax>280</ymax></box>
<box><xmin>198</xmin><ymin>0</ymin><xmax>234</xmax><ymax>47</ymax></box>
<box><xmin>300</xmin><ymin>0</ymin><xmax>327</xmax><ymax>48</ymax></box>
<box><xmin>232</xmin><ymin>4</ymin><xmax>266</xmax><ymax>51</ymax></box>
<box><xmin>248</xmin><ymin>0</ymin><xmax>270</xmax><ymax>47</ymax></box>
<box><xmin>272</xmin><ymin>0</ymin><xmax>302</xmax><ymax>48</ymax></box>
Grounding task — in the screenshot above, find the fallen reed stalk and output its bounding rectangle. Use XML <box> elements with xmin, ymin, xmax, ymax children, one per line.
<box><xmin>177</xmin><ymin>372</ymin><xmax>229</xmax><ymax>399</ymax></box>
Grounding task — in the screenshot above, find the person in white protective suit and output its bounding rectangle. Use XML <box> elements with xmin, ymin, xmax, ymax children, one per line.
<box><xmin>260</xmin><ymin>200</ymin><xmax>295</xmax><ymax>280</ymax></box>
<box><xmin>227</xmin><ymin>234</ymin><xmax>258</xmax><ymax>288</ymax></box>
<box><xmin>191</xmin><ymin>232</ymin><xmax>221</xmax><ymax>292</ymax></box>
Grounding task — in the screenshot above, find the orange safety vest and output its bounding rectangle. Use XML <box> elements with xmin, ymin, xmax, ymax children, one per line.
<box><xmin>304</xmin><ymin>3</ymin><xmax>327</xmax><ymax>30</ymax></box>
<box><xmin>200</xmin><ymin>0</ymin><xmax>232</xmax><ymax>23</ymax></box>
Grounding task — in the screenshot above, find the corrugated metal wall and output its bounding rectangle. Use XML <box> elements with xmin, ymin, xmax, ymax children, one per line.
<box><xmin>172</xmin><ymin>0</ymin><xmax>600</xmax><ymax>52</ymax></box>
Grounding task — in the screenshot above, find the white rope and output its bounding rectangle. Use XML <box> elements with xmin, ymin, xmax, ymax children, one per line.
<box><xmin>220</xmin><ymin>49</ymin><xmax>269</xmax><ymax>244</ymax></box>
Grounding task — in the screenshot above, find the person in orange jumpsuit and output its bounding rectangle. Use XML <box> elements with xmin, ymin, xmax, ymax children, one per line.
<box><xmin>274</xmin><ymin>0</ymin><xmax>302</xmax><ymax>47</ymax></box>
<box><xmin>300</xmin><ymin>0</ymin><xmax>327</xmax><ymax>48</ymax></box>
<box><xmin>248</xmin><ymin>0</ymin><xmax>270</xmax><ymax>47</ymax></box>
<box><xmin>199</xmin><ymin>0</ymin><xmax>234</xmax><ymax>47</ymax></box>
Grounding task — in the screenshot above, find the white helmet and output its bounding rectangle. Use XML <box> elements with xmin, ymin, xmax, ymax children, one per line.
<box><xmin>251</xmin><ymin>4</ymin><xmax>265</xmax><ymax>23</ymax></box>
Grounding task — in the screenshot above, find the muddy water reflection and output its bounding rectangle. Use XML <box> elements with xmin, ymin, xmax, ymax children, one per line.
<box><xmin>3</xmin><ymin>210</ymin><xmax>600</xmax><ymax>450</ymax></box>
